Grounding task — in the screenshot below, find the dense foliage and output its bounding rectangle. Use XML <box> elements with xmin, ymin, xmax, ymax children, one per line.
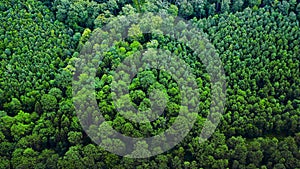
<box><xmin>0</xmin><ymin>0</ymin><xmax>299</xmax><ymax>168</ymax></box>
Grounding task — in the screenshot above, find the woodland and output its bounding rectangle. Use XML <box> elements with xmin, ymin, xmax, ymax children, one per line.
<box><xmin>0</xmin><ymin>0</ymin><xmax>299</xmax><ymax>168</ymax></box>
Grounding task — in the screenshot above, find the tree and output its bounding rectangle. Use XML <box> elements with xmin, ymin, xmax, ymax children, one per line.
<box><xmin>130</xmin><ymin>141</ymin><xmax>151</xmax><ymax>158</ymax></box>
<box><xmin>0</xmin><ymin>157</ymin><xmax>10</xmax><ymax>169</ymax></box>
<box><xmin>232</xmin><ymin>0</ymin><xmax>244</xmax><ymax>12</ymax></box>
<box><xmin>58</xmin><ymin>146</ymin><xmax>85</xmax><ymax>169</ymax></box>
<box><xmin>221</xmin><ymin>0</ymin><xmax>231</xmax><ymax>13</ymax></box>
<box><xmin>40</xmin><ymin>94</ymin><xmax>57</xmax><ymax>112</ymax></box>
<box><xmin>128</xmin><ymin>24</ymin><xmax>143</xmax><ymax>41</ymax></box>
<box><xmin>3</xmin><ymin>98</ymin><xmax>21</xmax><ymax>115</ymax></box>
<box><xmin>178</xmin><ymin>0</ymin><xmax>194</xmax><ymax>18</ymax></box>
<box><xmin>168</xmin><ymin>4</ymin><xmax>178</xmax><ymax>16</ymax></box>
<box><xmin>133</xmin><ymin>0</ymin><xmax>145</xmax><ymax>12</ymax></box>
<box><xmin>68</xmin><ymin>131</ymin><xmax>83</xmax><ymax>145</ymax></box>
<box><xmin>49</xmin><ymin>87</ymin><xmax>63</xmax><ymax>101</ymax></box>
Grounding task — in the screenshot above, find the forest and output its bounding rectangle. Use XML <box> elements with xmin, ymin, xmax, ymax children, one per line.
<box><xmin>0</xmin><ymin>0</ymin><xmax>299</xmax><ymax>168</ymax></box>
